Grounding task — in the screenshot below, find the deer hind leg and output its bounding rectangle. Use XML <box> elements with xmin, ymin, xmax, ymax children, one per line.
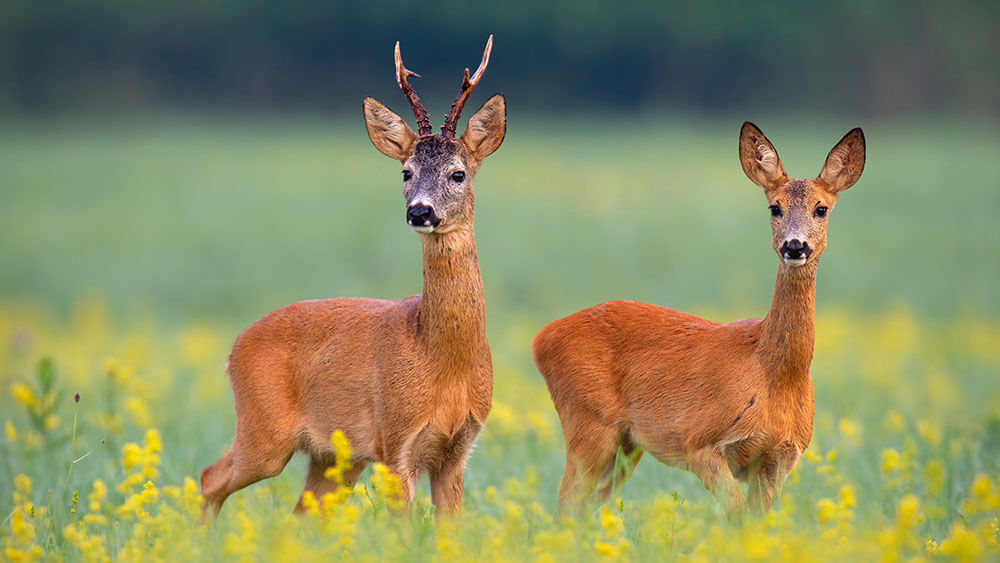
<box><xmin>557</xmin><ymin>418</ymin><xmax>629</xmax><ymax>515</ymax></box>
<box><xmin>688</xmin><ymin>446</ymin><xmax>746</xmax><ymax>523</ymax></box>
<box><xmin>294</xmin><ymin>456</ymin><xmax>369</xmax><ymax>513</ymax></box>
<box><xmin>746</xmin><ymin>458</ymin><xmax>777</xmax><ymax>515</ymax></box>
<box><xmin>748</xmin><ymin>442</ymin><xmax>801</xmax><ymax>515</ymax></box>
<box><xmin>200</xmin><ymin>421</ymin><xmax>296</xmax><ymax>521</ymax></box>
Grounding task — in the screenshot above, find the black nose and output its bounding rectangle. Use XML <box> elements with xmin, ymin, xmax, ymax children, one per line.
<box><xmin>781</xmin><ymin>239</ymin><xmax>812</xmax><ymax>259</ymax></box>
<box><xmin>406</xmin><ymin>204</ymin><xmax>437</xmax><ymax>227</ymax></box>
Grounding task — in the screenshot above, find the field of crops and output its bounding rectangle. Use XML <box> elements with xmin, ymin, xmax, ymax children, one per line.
<box><xmin>2</xmin><ymin>116</ymin><xmax>998</xmax><ymax>561</ymax></box>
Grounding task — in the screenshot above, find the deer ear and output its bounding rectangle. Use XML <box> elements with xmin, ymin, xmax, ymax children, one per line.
<box><xmin>461</xmin><ymin>94</ymin><xmax>506</xmax><ymax>160</ymax></box>
<box><xmin>817</xmin><ymin>128</ymin><xmax>865</xmax><ymax>194</ymax></box>
<box><xmin>363</xmin><ymin>97</ymin><xmax>416</xmax><ymax>161</ymax></box>
<box><xmin>739</xmin><ymin>122</ymin><xmax>788</xmax><ymax>191</ymax></box>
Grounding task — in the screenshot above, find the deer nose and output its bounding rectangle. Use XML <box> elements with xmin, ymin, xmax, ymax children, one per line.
<box><xmin>406</xmin><ymin>204</ymin><xmax>437</xmax><ymax>227</ymax></box>
<box><xmin>781</xmin><ymin>239</ymin><xmax>812</xmax><ymax>260</ymax></box>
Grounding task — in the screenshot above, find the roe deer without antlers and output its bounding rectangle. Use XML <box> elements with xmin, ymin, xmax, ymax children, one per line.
<box><xmin>201</xmin><ymin>36</ymin><xmax>505</xmax><ymax>518</ymax></box>
<box><xmin>531</xmin><ymin>122</ymin><xmax>865</xmax><ymax>520</ymax></box>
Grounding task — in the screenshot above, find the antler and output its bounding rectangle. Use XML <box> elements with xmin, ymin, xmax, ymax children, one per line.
<box><xmin>441</xmin><ymin>35</ymin><xmax>494</xmax><ymax>139</ymax></box>
<box><xmin>395</xmin><ymin>41</ymin><xmax>433</xmax><ymax>137</ymax></box>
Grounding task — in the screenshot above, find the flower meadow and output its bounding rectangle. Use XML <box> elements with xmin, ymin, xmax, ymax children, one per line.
<box><xmin>1</xmin><ymin>298</ymin><xmax>998</xmax><ymax>562</ymax></box>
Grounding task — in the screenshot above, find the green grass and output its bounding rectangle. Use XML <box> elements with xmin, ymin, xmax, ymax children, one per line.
<box><xmin>1</xmin><ymin>114</ymin><xmax>998</xmax><ymax>560</ymax></box>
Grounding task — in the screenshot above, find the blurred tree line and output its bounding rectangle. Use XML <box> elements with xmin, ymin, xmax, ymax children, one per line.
<box><xmin>0</xmin><ymin>0</ymin><xmax>996</xmax><ymax>116</ymax></box>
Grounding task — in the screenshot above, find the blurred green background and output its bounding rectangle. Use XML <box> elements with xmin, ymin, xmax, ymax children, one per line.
<box><xmin>2</xmin><ymin>0</ymin><xmax>998</xmax><ymax>323</ymax></box>
<box><xmin>2</xmin><ymin>0</ymin><xmax>999</xmax><ymax>411</ymax></box>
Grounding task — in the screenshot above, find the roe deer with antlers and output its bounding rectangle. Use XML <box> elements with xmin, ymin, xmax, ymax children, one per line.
<box><xmin>201</xmin><ymin>36</ymin><xmax>505</xmax><ymax>518</ymax></box>
<box><xmin>531</xmin><ymin>123</ymin><xmax>865</xmax><ymax>519</ymax></box>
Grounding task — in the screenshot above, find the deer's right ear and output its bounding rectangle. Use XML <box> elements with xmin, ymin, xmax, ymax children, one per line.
<box><xmin>739</xmin><ymin>122</ymin><xmax>788</xmax><ymax>191</ymax></box>
<box><xmin>363</xmin><ymin>97</ymin><xmax>417</xmax><ymax>161</ymax></box>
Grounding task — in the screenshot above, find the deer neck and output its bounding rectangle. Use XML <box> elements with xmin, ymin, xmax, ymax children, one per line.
<box><xmin>758</xmin><ymin>260</ymin><xmax>817</xmax><ymax>387</ymax></box>
<box><xmin>417</xmin><ymin>224</ymin><xmax>488</xmax><ymax>371</ymax></box>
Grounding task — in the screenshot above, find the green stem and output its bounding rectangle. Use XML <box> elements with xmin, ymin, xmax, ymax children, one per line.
<box><xmin>64</xmin><ymin>398</ymin><xmax>79</xmax><ymax>488</ymax></box>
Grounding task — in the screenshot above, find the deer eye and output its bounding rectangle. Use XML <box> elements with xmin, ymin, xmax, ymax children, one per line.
<box><xmin>768</xmin><ymin>204</ymin><xmax>782</xmax><ymax>217</ymax></box>
<box><xmin>402</xmin><ymin>170</ymin><xmax>413</xmax><ymax>181</ymax></box>
<box><xmin>815</xmin><ymin>206</ymin><xmax>828</xmax><ymax>218</ymax></box>
<box><xmin>451</xmin><ymin>171</ymin><xmax>466</xmax><ymax>183</ymax></box>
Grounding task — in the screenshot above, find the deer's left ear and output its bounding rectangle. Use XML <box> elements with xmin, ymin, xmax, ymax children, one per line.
<box><xmin>817</xmin><ymin>128</ymin><xmax>865</xmax><ymax>194</ymax></box>
<box><xmin>461</xmin><ymin>94</ymin><xmax>506</xmax><ymax>160</ymax></box>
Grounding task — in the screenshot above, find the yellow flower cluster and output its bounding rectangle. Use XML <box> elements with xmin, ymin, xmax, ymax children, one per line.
<box><xmin>5</xmin><ymin>475</ymin><xmax>44</xmax><ymax>562</ymax></box>
<box><xmin>1</xmin><ymin>302</ymin><xmax>999</xmax><ymax>561</ymax></box>
<box><xmin>118</xmin><ymin>429</ymin><xmax>163</xmax><ymax>493</ymax></box>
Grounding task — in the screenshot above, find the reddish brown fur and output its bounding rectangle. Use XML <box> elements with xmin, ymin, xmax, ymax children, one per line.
<box><xmin>532</xmin><ymin>123</ymin><xmax>865</xmax><ymax>519</ymax></box>
<box><xmin>201</xmin><ymin>41</ymin><xmax>505</xmax><ymax>520</ymax></box>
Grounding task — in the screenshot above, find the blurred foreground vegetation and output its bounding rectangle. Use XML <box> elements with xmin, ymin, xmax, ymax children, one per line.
<box><xmin>1</xmin><ymin>116</ymin><xmax>999</xmax><ymax>560</ymax></box>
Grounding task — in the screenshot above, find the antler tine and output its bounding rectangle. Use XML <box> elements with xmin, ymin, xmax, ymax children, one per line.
<box><xmin>441</xmin><ymin>35</ymin><xmax>494</xmax><ymax>138</ymax></box>
<box><xmin>394</xmin><ymin>41</ymin><xmax>434</xmax><ymax>137</ymax></box>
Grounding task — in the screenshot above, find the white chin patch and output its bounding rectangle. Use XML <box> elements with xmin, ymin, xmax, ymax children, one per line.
<box><xmin>783</xmin><ymin>256</ymin><xmax>807</xmax><ymax>266</ymax></box>
<box><xmin>411</xmin><ymin>225</ymin><xmax>435</xmax><ymax>234</ymax></box>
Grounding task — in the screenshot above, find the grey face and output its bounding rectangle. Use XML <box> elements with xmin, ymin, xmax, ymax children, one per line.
<box><xmin>401</xmin><ymin>137</ymin><xmax>473</xmax><ymax>234</ymax></box>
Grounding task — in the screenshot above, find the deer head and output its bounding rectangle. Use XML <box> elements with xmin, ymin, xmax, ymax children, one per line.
<box><xmin>739</xmin><ymin>122</ymin><xmax>865</xmax><ymax>267</ymax></box>
<box><xmin>363</xmin><ymin>36</ymin><xmax>506</xmax><ymax>234</ymax></box>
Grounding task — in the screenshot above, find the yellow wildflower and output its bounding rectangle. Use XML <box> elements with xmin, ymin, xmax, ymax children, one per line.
<box><xmin>816</xmin><ymin>498</ymin><xmax>838</xmax><ymax>525</ymax></box>
<box><xmin>838</xmin><ymin>418</ymin><xmax>861</xmax><ymax>444</ymax></box>
<box><xmin>594</xmin><ymin>539</ymin><xmax>628</xmax><ymax>558</ymax></box>
<box><xmin>939</xmin><ymin>521</ymin><xmax>983</xmax><ymax>561</ymax></box>
<box><xmin>5</xmin><ymin>420</ymin><xmax>17</xmax><ymax>442</ymax></box>
<box><xmin>534</xmin><ymin>530</ymin><xmax>574</xmax><ymax>557</ymax></box>
<box><xmin>916</xmin><ymin>419</ymin><xmax>942</xmax><ymax>446</ymax></box>
<box><xmin>970</xmin><ymin>474</ymin><xmax>991</xmax><ymax>500</ymax></box>
<box><xmin>323</xmin><ymin>430</ymin><xmax>352</xmax><ymax>483</ymax></box>
<box><xmin>10</xmin><ymin>505</ymin><xmax>35</xmax><ymax>545</ymax></box>
<box><xmin>102</xmin><ymin>357</ymin><xmax>125</xmax><ymax>379</ymax></box>
<box><xmin>881</xmin><ymin>448</ymin><xmax>902</xmax><ymax>474</ymax></box>
<box><xmin>484</xmin><ymin>485</ymin><xmax>501</xmax><ymax>506</ymax></box>
<box><xmin>883</xmin><ymin>409</ymin><xmax>905</xmax><ymax>432</ymax></box>
<box><xmin>141</xmin><ymin>481</ymin><xmax>159</xmax><ymax>505</ymax></box>
<box><xmin>926</xmin><ymin>536</ymin><xmax>940</xmax><ymax>554</ymax></box>
<box><xmin>599</xmin><ymin>505</ymin><xmax>624</xmax><ymax>537</ymax></box>
<box><xmin>223</xmin><ymin>510</ymin><xmax>258</xmax><ymax>559</ymax></box>
<box><xmin>897</xmin><ymin>495</ymin><xmax>921</xmax><ymax>530</ymax></box>
<box><xmin>121</xmin><ymin>442</ymin><xmax>144</xmax><ymax>471</ymax></box>
<box><xmin>43</xmin><ymin>414</ymin><xmax>59</xmax><ymax>431</ymax></box>
<box><xmin>839</xmin><ymin>485</ymin><xmax>856</xmax><ymax>509</ymax></box>
<box><xmin>64</xmin><ymin>522</ymin><xmax>86</xmax><ymax>545</ymax></box>
<box><xmin>527</xmin><ymin>411</ymin><xmax>555</xmax><ymax>444</ymax></box>
<box><xmin>370</xmin><ymin>463</ymin><xmax>404</xmax><ymax>509</ymax></box>
<box><xmin>300</xmin><ymin>491</ymin><xmax>320</xmax><ymax>516</ymax></box>
<box><xmin>15</xmin><ymin>473</ymin><xmax>32</xmax><ymax>495</ymax></box>
<box><xmin>145</xmin><ymin>428</ymin><xmax>162</xmax><ymax>453</ymax></box>
<box><xmin>10</xmin><ymin>383</ymin><xmax>37</xmax><ymax>408</ymax></box>
<box><xmin>182</xmin><ymin>476</ymin><xmax>204</xmax><ymax>517</ymax></box>
<box><xmin>320</xmin><ymin>490</ymin><xmax>350</xmax><ymax>514</ymax></box>
<box><xmin>125</xmin><ymin>397</ymin><xmax>152</xmax><ymax>428</ymax></box>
